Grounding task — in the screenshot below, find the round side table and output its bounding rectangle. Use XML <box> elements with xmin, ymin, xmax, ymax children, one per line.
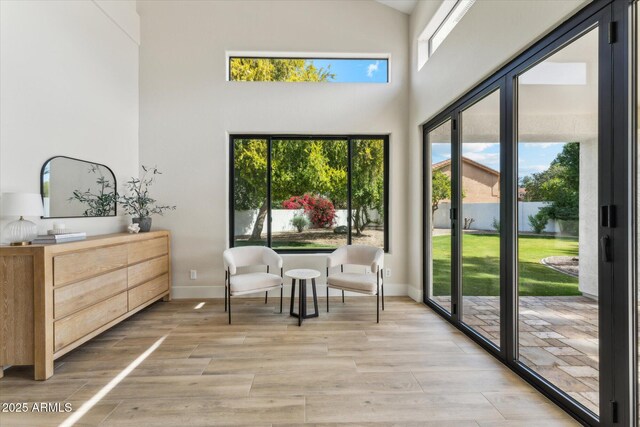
<box><xmin>285</xmin><ymin>269</ymin><xmax>320</xmax><ymax>326</ymax></box>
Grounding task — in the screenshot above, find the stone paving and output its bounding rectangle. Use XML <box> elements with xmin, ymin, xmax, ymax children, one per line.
<box><xmin>433</xmin><ymin>295</ymin><xmax>599</xmax><ymax>414</ymax></box>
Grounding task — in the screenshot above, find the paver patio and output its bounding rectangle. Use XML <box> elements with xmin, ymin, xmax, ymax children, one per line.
<box><xmin>434</xmin><ymin>295</ymin><xmax>599</xmax><ymax>414</ymax></box>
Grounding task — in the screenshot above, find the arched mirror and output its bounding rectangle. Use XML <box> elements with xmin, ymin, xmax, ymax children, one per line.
<box><xmin>41</xmin><ymin>156</ymin><xmax>117</xmax><ymax>218</ymax></box>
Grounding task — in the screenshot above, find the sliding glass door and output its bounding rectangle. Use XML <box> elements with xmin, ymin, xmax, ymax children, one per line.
<box><xmin>516</xmin><ymin>26</ymin><xmax>600</xmax><ymax>415</ymax></box>
<box><xmin>460</xmin><ymin>88</ymin><xmax>502</xmax><ymax>347</ymax></box>
<box><xmin>426</xmin><ymin>119</ymin><xmax>453</xmax><ymax>314</ymax></box>
<box><xmin>424</xmin><ymin>2</ymin><xmax>634</xmax><ymax>424</ymax></box>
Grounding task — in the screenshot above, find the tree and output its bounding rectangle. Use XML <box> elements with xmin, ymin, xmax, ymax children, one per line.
<box><xmin>233</xmin><ymin>139</ymin><xmax>268</xmax><ymax>240</ymax></box>
<box><xmin>432</xmin><ymin>169</ymin><xmax>451</xmax><ymax>217</ymax></box>
<box><xmin>230</xmin><ymin>58</ymin><xmax>335</xmax><ymax>82</ymax></box>
<box><xmin>234</xmin><ymin>138</ymin><xmax>349</xmax><ymax>241</ymax></box>
<box><xmin>521</xmin><ymin>142</ymin><xmax>579</xmax><ymax>224</ymax></box>
<box><xmin>351</xmin><ymin>139</ymin><xmax>385</xmax><ymax>235</ymax></box>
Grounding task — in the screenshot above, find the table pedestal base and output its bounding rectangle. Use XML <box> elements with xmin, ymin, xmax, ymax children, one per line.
<box><xmin>289</xmin><ymin>278</ymin><xmax>319</xmax><ymax>326</ymax></box>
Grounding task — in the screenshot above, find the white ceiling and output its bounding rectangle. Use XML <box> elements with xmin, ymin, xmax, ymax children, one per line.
<box><xmin>375</xmin><ymin>0</ymin><xmax>418</xmax><ymax>15</ymax></box>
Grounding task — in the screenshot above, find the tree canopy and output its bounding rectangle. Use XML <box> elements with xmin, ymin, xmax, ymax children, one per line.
<box><xmin>431</xmin><ymin>169</ymin><xmax>451</xmax><ymax>215</ymax></box>
<box><xmin>230</xmin><ymin>58</ymin><xmax>334</xmax><ymax>82</ymax></box>
<box><xmin>521</xmin><ymin>142</ymin><xmax>579</xmax><ymax>222</ymax></box>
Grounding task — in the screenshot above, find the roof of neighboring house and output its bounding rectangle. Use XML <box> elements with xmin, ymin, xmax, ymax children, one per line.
<box><xmin>432</xmin><ymin>157</ymin><xmax>500</xmax><ymax>177</ymax></box>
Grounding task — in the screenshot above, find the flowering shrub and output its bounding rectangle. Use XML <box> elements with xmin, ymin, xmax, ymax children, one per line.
<box><xmin>282</xmin><ymin>194</ymin><xmax>336</xmax><ymax>228</ymax></box>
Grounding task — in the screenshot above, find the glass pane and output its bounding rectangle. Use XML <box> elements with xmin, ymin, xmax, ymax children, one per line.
<box><xmin>429</xmin><ymin>120</ymin><xmax>453</xmax><ymax>313</ymax></box>
<box><xmin>351</xmin><ymin>138</ymin><xmax>386</xmax><ymax>248</ymax></box>
<box><xmin>460</xmin><ymin>89</ymin><xmax>501</xmax><ymax>347</ymax></box>
<box><xmin>229</xmin><ymin>58</ymin><xmax>388</xmax><ymax>83</ymax></box>
<box><xmin>233</xmin><ymin>138</ymin><xmax>268</xmax><ymax>247</ymax></box>
<box><xmin>271</xmin><ymin>138</ymin><xmax>348</xmax><ymax>250</ymax></box>
<box><xmin>517</xmin><ymin>28</ymin><xmax>599</xmax><ymax>414</ymax></box>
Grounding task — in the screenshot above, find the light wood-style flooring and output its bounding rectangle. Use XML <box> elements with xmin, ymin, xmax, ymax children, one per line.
<box><xmin>1</xmin><ymin>296</ymin><xmax>579</xmax><ymax>426</ymax></box>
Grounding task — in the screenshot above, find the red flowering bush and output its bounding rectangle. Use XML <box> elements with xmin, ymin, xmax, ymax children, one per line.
<box><xmin>282</xmin><ymin>194</ymin><xmax>336</xmax><ymax>228</ymax></box>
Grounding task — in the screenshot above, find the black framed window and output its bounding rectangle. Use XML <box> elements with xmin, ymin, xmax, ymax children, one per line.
<box><xmin>230</xmin><ymin>135</ymin><xmax>389</xmax><ymax>253</ymax></box>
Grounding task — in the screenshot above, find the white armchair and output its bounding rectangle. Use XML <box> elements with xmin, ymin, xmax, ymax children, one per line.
<box><xmin>326</xmin><ymin>245</ymin><xmax>384</xmax><ymax>323</ymax></box>
<box><xmin>223</xmin><ymin>246</ymin><xmax>283</xmax><ymax>324</ymax></box>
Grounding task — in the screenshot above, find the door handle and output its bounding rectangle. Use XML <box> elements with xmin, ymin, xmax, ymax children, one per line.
<box><xmin>600</xmin><ymin>235</ymin><xmax>611</xmax><ymax>262</ymax></box>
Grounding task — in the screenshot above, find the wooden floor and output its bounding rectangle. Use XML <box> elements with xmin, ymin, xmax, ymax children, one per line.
<box><xmin>1</xmin><ymin>296</ymin><xmax>579</xmax><ymax>426</ymax></box>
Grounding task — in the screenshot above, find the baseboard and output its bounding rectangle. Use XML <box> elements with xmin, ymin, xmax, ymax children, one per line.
<box><xmin>172</xmin><ymin>282</ymin><xmax>409</xmax><ymax>299</ymax></box>
<box><xmin>407</xmin><ymin>285</ymin><xmax>423</xmax><ymax>303</ymax></box>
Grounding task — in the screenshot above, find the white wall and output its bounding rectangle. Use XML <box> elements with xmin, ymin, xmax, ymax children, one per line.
<box><xmin>137</xmin><ymin>0</ymin><xmax>409</xmax><ymax>298</ymax></box>
<box><xmin>407</xmin><ymin>0</ymin><xmax>589</xmax><ymax>302</ymax></box>
<box><xmin>433</xmin><ymin>202</ymin><xmax>560</xmax><ymax>233</ymax></box>
<box><xmin>235</xmin><ymin>209</ymin><xmax>350</xmax><ymax>236</ymax></box>
<box><xmin>0</xmin><ymin>0</ymin><xmax>140</xmax><ymax>239</ymax></box>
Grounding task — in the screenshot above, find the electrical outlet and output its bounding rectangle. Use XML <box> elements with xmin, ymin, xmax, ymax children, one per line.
<box><xmin>385</xmin><ymin>268</ymin><xmax>391</xmax><ymax>278</ymax></box>
<box><xmin>190</xmin><ymin>270</ymin><xmax>197</xmax><ymax>280</ymax></box>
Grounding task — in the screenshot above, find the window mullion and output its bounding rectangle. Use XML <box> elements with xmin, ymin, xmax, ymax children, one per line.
<box><xmin>267</xmin><ymin>136</ymin><xmax>272</xmax><ymax>248</ymax></box>
<box><xmin>347</xmin><ymin>137</ymin><xmax>353</xmax><ymax>246</ymax></box>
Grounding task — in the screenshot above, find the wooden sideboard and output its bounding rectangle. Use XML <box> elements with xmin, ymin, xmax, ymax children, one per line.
<box><xmin>0</xmin><ymin>230</ymin><xmax>171</xmax><ymax>380</ymax></box>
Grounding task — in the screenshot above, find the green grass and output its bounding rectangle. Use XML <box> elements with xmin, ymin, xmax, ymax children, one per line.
<box><xmin>432</xmin><ymin>233</ymin><xmax>579</xmax><ymax>297</ymax></box>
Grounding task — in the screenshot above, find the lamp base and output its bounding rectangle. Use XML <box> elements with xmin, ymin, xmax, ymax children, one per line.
<box><xmin>10</xmin><ymin>241</ymin><xmax>32</xmax><ymax>246</ymax></box>
<box><xmin>3</xmin><ymin>217</ymin><xmax>38</xmax><ymax>246</ymax></box>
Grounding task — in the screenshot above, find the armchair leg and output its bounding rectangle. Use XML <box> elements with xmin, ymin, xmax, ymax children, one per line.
<box><xmin>280</xmin><ymin>287</ymin><xmax>283</xmax><ymax>313</ymax></box>
<box><xmin>327</xmin><ymin>286</ymin><xmax>329</xmax><ymax>312</ymax></box>
<box><xmin>265</xmin><ymin>291</ymin><xmax>268</xmax><ymax>304</ymax></box>
<box><xmin>224</xmin><ymin>284</ymin><xmax>227</xmax><ymax>312</ymax></box>
<box><xmin>228</xmin><ymin>294</ymin><xmax>231</xmax><ymax>325</ymax></box>
<box><xmin>342</xmin><ymin>290</ymin><xmax>345</xmax><ymax>303</ymax></box>
<box><xmin>382</xmin><ymin>281</ymin><xmax>385</xmax><ymax>311</ymax></box>
<box><xmin>376</xmin><ymin>274</ymin><xmax>380</xmax><ymax>323</ymax></box>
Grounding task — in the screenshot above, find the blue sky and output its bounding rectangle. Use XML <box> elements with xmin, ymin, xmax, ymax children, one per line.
<box><xmin>311</xmin><ymin>59</ymin><xmax>388</xmax><ymax>83</ymax></box>
<box><xmin>432</xmin><ymin>142</ymin><xmax>567</xmax><ymax>181</ymax></box>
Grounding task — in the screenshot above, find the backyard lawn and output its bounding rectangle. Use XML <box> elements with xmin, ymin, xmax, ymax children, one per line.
<box><xmin>432</xmin><ymin>233</ymin><xmax>579</xmax><ymax>296</ymax></box>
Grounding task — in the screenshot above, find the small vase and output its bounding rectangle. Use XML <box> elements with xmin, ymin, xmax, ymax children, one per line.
<box><xmin>133</xmin><ymin>217</ymin><xmax>152</xmax><ymax>232</ymax></box>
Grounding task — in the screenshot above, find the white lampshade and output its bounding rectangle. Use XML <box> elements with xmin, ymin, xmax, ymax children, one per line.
<box><xmin>2</xmin><ymin>193</ymin><xmax>44</xmax><ymax>217</ymax></box>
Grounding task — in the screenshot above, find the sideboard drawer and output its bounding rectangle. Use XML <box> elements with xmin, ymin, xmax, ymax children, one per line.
<box><xmin>128</xmin><ymin>255</ymin><xmax>168</xmax><ymax>288</ymax></box>
<box><xmin>54</xmin><ymin>292</ymin><xmax>127</xmax><ymax>352</ymax></box>
<box><xmin>54</xmin><ymin>245</ymin><xmax>127</xmax><ymax>286</ymax></box>
<box><xmin>129</xmin><ymin>274</ymin><xmax>169</xmax><ymax>310</ymax></box>
<box><xmin>54</xmin><ymin>268</ymin><xmax>127</xmax><ymax>319</ymax></box>
<box><xmin>128</xmin><ymin>237</ymin><xmax>168</xmax><ymax>265</ymax></box>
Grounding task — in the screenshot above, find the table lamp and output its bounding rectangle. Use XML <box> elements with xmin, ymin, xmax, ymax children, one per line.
<box><xmin>2</xmin><ymin>193</ymin><xmax>44</xmax><ymax>246</ymax></box>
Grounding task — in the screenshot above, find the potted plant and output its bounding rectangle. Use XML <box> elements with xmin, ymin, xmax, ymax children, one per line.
<box><xmin>118</xmin><ymin>166</ymin><xmax>176</xmax><ymax>232</ymax></box>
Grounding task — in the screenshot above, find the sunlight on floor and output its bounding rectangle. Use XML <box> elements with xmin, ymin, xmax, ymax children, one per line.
<box><xmin>57</xmin><ymin>335</ymin><xmax>168</xmax><ymax>427</ymax></box>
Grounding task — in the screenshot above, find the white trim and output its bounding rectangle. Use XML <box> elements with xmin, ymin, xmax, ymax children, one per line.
<box><xmin>407</xmin><ymin>285</ymin><xmax>423</xmax><ymax>303</ymax></box>
<box><xmin>172</xmin><ymin>282</ymin><xmax>409</xmax><ymax>299</ymax></box>
<box><xmin>226</xmin><ymin>51</ymin><xmax>391</xmax><ymax>60</ymax></box>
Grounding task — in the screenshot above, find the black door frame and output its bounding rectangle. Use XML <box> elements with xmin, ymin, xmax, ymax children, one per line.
<box><xmin>421</xmin><ymin>1</ymin><xmax>632</xmax><ymax>425</ymax></box>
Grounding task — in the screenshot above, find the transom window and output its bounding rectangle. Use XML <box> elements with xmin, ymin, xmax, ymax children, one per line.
<box><xmin>228</xmin><ymin>57</ymin><xmax>389</xmax><ymax>83</ymax></box>
<box><xmin>417</xmin><ymin>0</ymin><xmax>475</xmax><ymax>70</ymax></box>
<box><xmin>230</xmin><ymin>135</ymin><xmax>389</xmax><ymax>252</ymax></box>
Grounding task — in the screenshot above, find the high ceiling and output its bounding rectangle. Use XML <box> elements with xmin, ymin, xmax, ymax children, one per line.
<box><xmin>375</xmin><ymin>0</ymin><xmax>418</xmax><ymax>15</ymax></box>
